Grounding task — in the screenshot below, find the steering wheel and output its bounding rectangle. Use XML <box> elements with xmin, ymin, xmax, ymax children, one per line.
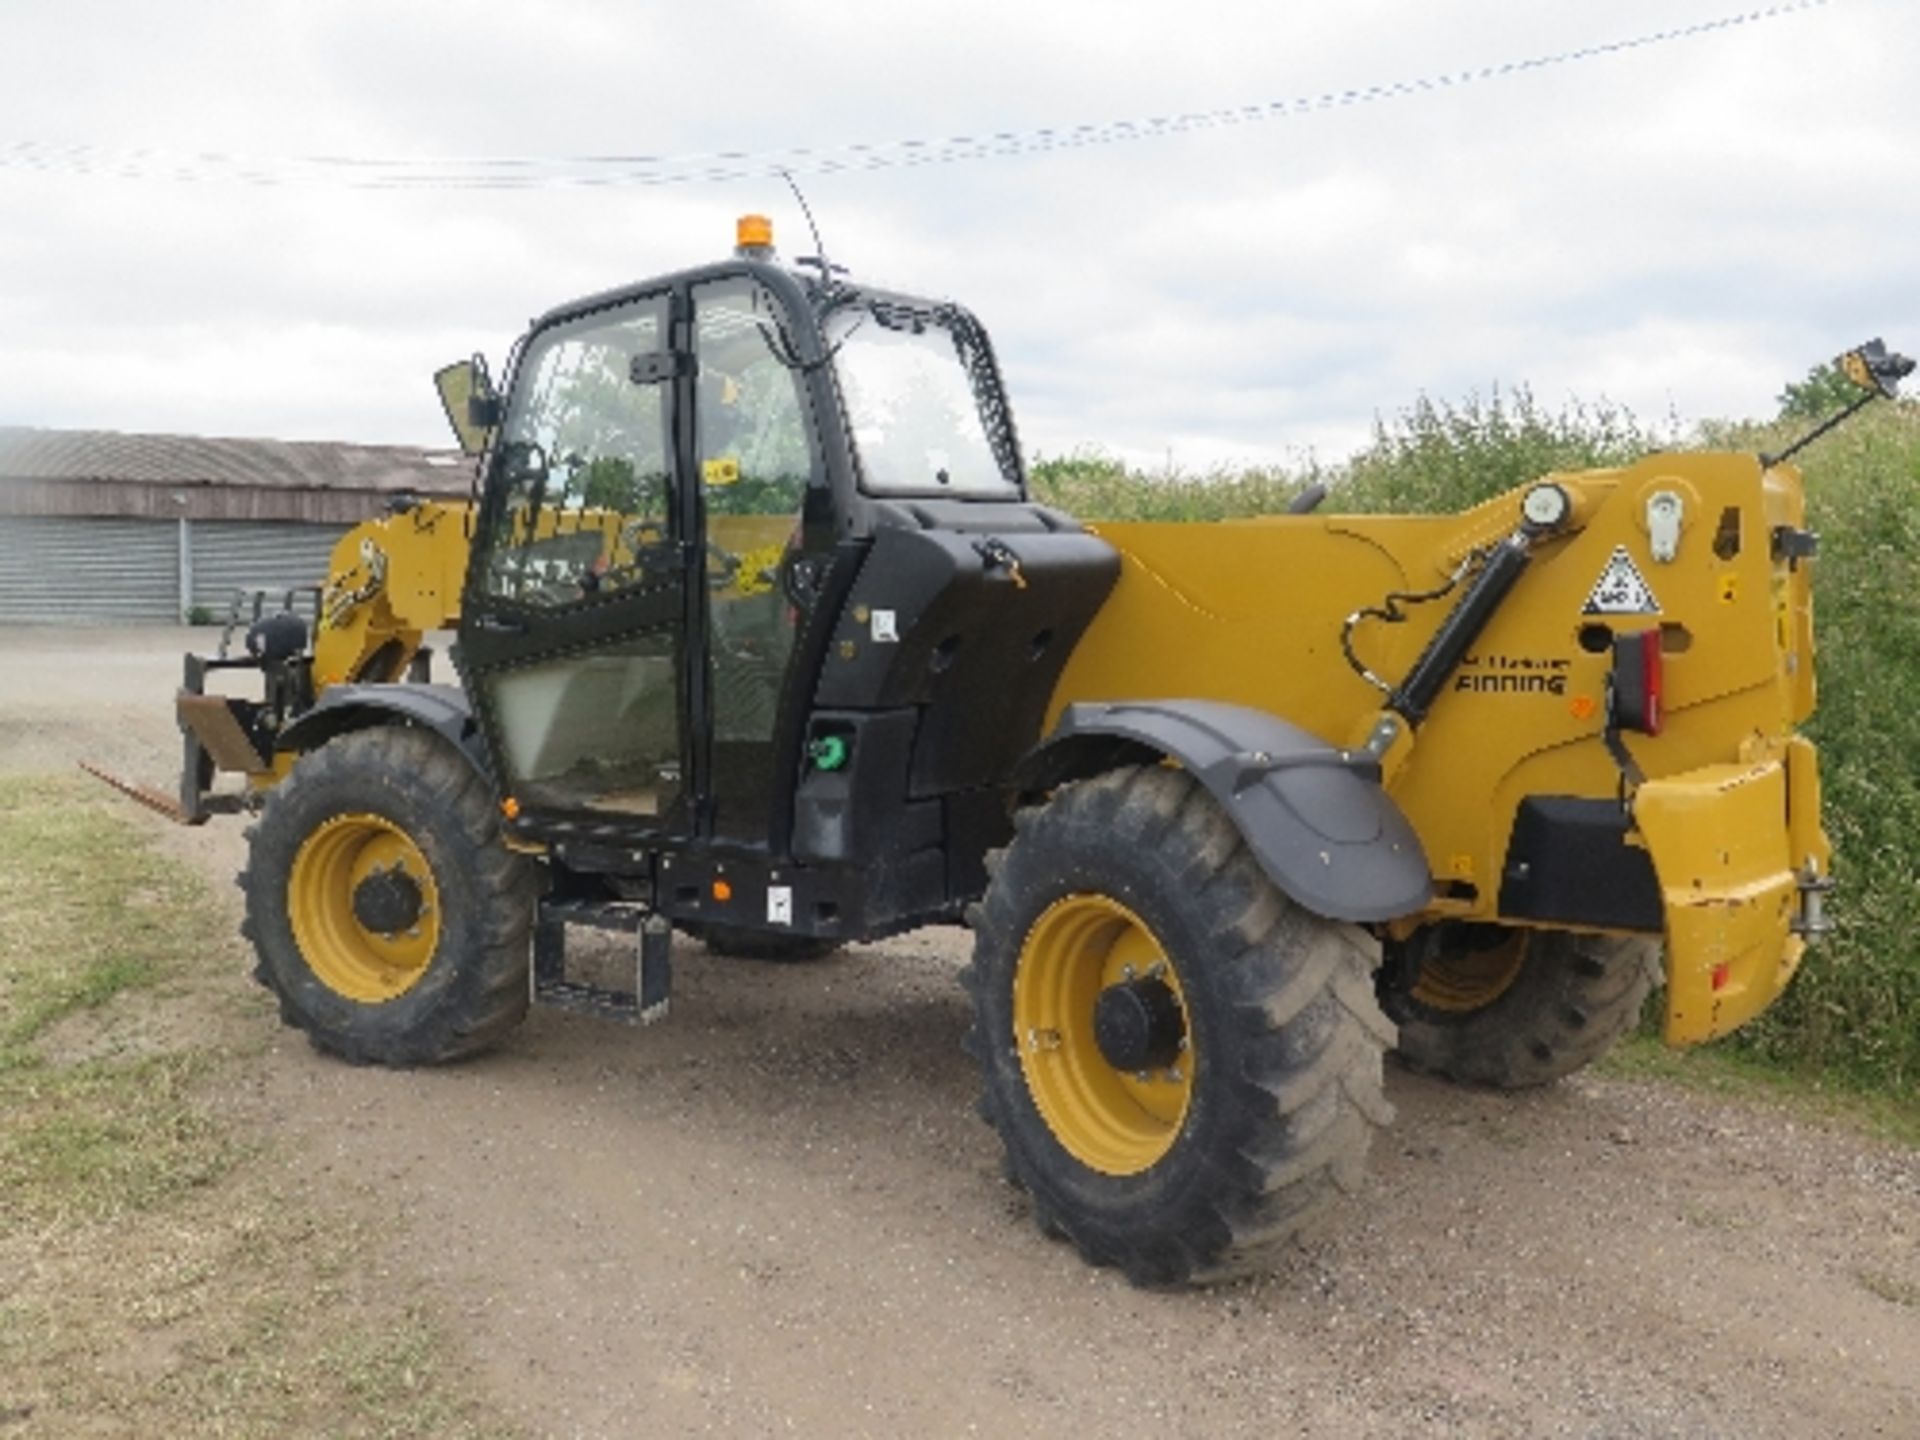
<box><xmin>609</xmin><ymin>518</ymin><xmax>682</xmax><ymax>585</ymax></box>
<box><xmin>605</xmin><ymin>517</ymin><xmax>744</xmax><ymax>593</ymax></box>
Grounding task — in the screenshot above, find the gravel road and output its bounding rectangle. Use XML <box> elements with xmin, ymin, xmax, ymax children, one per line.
<box><xmin>4</xmin><ymin>626</ymin><xmax>1916</xmax><ymax>1439</ymax></box>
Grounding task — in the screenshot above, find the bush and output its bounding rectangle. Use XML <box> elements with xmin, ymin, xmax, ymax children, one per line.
<box><xmin>1032</xmin><ymin>388</ymin><xmax>1668</xmax><ymax>522</ymax></box>
<box><xmin>1778</xmin><ymin>362</ymin><xmax>1862</xmax><ymax>422</ymax></box>
<box><xmin>1339</xmin><ymin>387</ymin><xmax>1671</xmax><ymax>515</ymax></box>
<box><xmin>1030</xmin><ymin>451</ymin><xmax>1325</xmax><ymax>521</ymax></box>
<box><xmin>1715</xmin><ymin>404</ymin><xmax>1920</xmax><ymax>1094</ymax></box>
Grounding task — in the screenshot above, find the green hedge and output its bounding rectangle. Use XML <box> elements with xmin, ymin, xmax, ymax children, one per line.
<box><xmin>1031</xmin><ymin>394</ymin><xmax>1920</xmax><ymax>1100</ymax></box>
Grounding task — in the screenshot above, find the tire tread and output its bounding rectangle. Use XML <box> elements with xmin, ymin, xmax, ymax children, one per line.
<box><xmin>241</xmin><ymin>725</ymin><xmax>534</xmax><ymax>1067</ymax></box>
<box><xmin>964</xmin><ymin>764</ymin><xmax>1395</xmax><ymax>1286</ymax></box>
<box><xmin>1386</xmin><ymin>929</ymin><xmax>1660</xmax><ymax>1089</ymax></box>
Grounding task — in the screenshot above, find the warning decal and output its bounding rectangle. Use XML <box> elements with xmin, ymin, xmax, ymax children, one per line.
<box><xmin>1582</xmin><ymin>545</ymin><xmax>1662</xmax><ymax>615</ymax></box>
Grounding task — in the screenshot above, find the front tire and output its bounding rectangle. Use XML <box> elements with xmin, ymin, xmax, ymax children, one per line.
<box><xmin>242</xmin><ymin>726</ymin><xmax>536</xmax><ymax>1066</ymax></box>
<box><xmin>964</xmin><ymin>766</ymin><xmax>1396</xmax><ymax>1287</ymax></box>
<box><xmin>1379</xmin><ymin>924</ymin><xmax>1660</xmax><ymax>1088</ymax></box>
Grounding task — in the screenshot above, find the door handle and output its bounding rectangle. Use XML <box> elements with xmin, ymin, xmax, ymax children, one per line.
<box><xmin>473</xmin><ymin>614</ymin><xmax>526</xmax><ymax>634</ymax></box>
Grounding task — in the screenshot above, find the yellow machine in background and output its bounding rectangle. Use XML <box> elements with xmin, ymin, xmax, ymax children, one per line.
<box><xmin>310</xmin><ymin>500</ymin><xmax>470</xmax><ymax>690</ymax></box>
<box><xmin>167</xmin><ymin>501</ymin><xmax>470</xmax><ymax>824</ymax></box>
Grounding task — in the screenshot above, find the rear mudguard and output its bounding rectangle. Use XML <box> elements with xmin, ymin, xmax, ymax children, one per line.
<box><xmin>1016</xmin><ymin>700</ymin><xmax>1432</xmax><ymax>924</ymax></box>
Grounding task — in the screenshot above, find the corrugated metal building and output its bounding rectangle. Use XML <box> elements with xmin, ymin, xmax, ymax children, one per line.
<box><xmin>0</xmin><ymin>427</ymin><xmax>474</xmax><ymax>623</ymax></box>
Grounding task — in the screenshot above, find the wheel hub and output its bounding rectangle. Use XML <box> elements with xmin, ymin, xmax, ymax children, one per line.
<box><xmin>352</xmin><ymin>864</ymin><xmax>424</xmax><ymax>936</ymax></box>
<box><xmin>288</xmin><ymin>812</ymin><xmax>442</xmax><ymax>1003</ymax></box>
<box><xmin>1406</xmin><ymin>925</ymin><xmax>1530</xmax><ymax>1014</ymax></box>
<box><xmin>1092</xmin><ymin>976</ymin><xmax>1185</xmax><ymax>1072</ymax></box>
<box><xmin>1011</xmin><ymin>893</ymin><xmax>1195</xmax><ymax>1176</ymax></box>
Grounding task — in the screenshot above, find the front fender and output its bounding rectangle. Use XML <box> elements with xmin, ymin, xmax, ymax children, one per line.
<box><xmin>278</xmin><ymin>683</ymin><xmax>491</xmax><ymax>777</ymax></box>
<box><xmin>1018</xmin><ymin>701</ymin><xmax>1431</xmax><ymax>924</ymax></box>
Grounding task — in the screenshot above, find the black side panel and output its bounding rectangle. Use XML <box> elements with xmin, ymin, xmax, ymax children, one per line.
<box><xmin>944</xmin><ymin>787</ymin><xmax>1013</xmax><ymax>902</ymax></box>
<box><xmin>1499</xmin><ymin>796</ymin><xmax>1663</xmax><ymax>932</ymax></box>
<box><xmin>813</xmin><ymin>527</ymin><xmax>1120</xmax><ymax>796</ymax></box>
<box><xmin>792</xmin><ymin>709</ymin><xmax>929</xmax><ymax>864</ymax></box>
<box><xmin>1018</xmin><ymin>701</ymin><xmax>1431</xmax><ymax>924</ymax></box>
<box><xmin>791</xmin><ymin>708</ymin><xmax>946</xmax><ymax>927</ymax></box>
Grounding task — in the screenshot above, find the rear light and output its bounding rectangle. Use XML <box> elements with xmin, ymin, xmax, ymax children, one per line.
<box><xmin>1610</xmin><ymin>628</ymin><xmax>1664</xmax><ymax>736</ymax></box>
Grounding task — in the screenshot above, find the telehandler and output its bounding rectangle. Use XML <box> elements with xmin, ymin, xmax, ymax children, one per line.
<box><xmin>154</xmin><ymin>216</ymin><xmax>1909</xmax><ymax>1284</ymax></box>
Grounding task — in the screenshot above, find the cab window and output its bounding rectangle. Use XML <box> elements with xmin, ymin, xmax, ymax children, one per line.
<box><xmin>482</xmin><ymin>298</ymin><xmax>674</xmax><ymax>608</ymax></box>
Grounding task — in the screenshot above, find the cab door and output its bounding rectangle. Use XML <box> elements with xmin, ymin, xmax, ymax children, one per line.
<box><xmin>689</xmin><ymin>275</ymin><xmax>833</xmax><ymax>845</ymax></box>
<box><xmin>459</xmin><ymin>291</ymin><xmax>695</xmax><ymax>833</ymax></box>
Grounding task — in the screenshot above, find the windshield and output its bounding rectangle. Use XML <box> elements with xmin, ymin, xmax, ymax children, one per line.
<box><xmin>826</xmin><ymin>301</ymin><xmax>1020</xmax><ymax>498</ymax></box>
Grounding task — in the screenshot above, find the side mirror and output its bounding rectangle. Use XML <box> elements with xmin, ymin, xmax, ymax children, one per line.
<box><xmin>1838</xmin><ymin>338</ymin><xmax>1915</xmax><ymax>400</ymax></box>
<box><xmin>433</xmin><ymin>354</ymin><xmax>501</xmax><ymax>456</ymax></box>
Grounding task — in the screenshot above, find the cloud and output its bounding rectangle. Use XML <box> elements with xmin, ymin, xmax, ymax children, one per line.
<box><xmin>0</xmin><ymin>0</ymin><xmax>1914</xmax><ymax>469</ymax></box>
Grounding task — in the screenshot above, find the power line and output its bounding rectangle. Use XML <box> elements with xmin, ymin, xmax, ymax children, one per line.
<box><xmin>0</xmin><ymin>1</ymin><xmax>1831</xmax><ymax>191</ymax></box>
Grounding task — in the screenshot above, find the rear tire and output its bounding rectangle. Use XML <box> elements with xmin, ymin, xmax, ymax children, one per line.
<box><xmin>964</xmin><ymin>765</ymin><xmax>1395</xmax><ymax>1287</ymax></box>
<box><xmin>1379</xmin><ymin>924</ymin><xmax>1660</xmax><ymax>1088</ymax></box>
<box><xmin>241</xmin><ymin>726</ymin><xmax>536</xmax><ymax>1066</ymax></box>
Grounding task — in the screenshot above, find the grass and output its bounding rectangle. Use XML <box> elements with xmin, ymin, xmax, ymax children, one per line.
<box><xmin>0</xmin><ymin>775</ymin><xmax>513</xmax><ymax>1439</ymax></box>
<box><xmin>1598</xmin><ymin>1033</ymin><xmax>1920</xmax><ymax>1151</ymax></box>
<box><xmin>0</xmin><ymin>775</ymin><xmax>203</xmax><ymax>1061</ymax></box>
<box><xmin>1855</xmin><ymin>1268</ymin><xmax>1920</xmax><ymax>1310</ymax></box>
<box><xmin>1033</xmin><ymin>391</ymin><xmax>1920</xmax><ymax>1113</ymax></box>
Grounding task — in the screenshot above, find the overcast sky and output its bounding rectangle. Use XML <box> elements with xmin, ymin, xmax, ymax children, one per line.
<box><xmin>2</xmin><ymin>0</ymin><xmax>1915</xmax><ymax>470</ymax></box>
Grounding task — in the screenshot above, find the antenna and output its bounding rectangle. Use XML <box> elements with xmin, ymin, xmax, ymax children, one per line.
<box><xmin>777</xmin><ymin>166</ymin><xmax>844</xmax><ymax>288</ymax></box>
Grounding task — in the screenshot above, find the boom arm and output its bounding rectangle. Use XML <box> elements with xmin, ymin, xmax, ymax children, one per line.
<box><xmin>312</xmin><ymin>500</ymin><xmax>473</xmax><ymax>691</ymax></box>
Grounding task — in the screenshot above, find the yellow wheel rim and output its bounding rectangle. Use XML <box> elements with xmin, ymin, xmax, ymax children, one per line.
<box><xmin>288</xmin><ymin>812</ymin><xmax>442</xmax><ymax>1003</ymax></box>
<box><xmin>1011</xmin><ymin>894</ymin><xmax>1193</xmax><ymax>1176</ymax></box>
<box><xmin>1410</xmin><ymin>930</ymin><xmax>1529</xmax><ymax>1013</ymax></box>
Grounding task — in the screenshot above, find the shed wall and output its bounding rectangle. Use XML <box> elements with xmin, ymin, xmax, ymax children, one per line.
<box><xmin>191</xmin><ymin>521</ymin><xmax>348</xmax><ymax>621</ymax></box>
<box><xmin>0</xmin><ymin>515</ymin><xmax>354</xmax><ymax>624</ymax></box>
<box><xmin>0</xmin><ymin>516</ymin><xmax>180</xmax><ymax>623</ymax></box>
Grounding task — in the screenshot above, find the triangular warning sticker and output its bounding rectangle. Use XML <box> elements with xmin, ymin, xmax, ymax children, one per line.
<box><xmin>1583</xmin><ymin>545</ymin><xmax>1661</xmax><ymax>615</ymax></box>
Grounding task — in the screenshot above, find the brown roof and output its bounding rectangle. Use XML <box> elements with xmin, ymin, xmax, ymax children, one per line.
<box><xmin>0</xmin><ymin>426</ymin><xmax>476</xmax><ymax>524</ymax></box>
<box><xmin>0</xmin><ymin>426</ymin><xmax>473</xmax><ymax>493</ymax></box>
